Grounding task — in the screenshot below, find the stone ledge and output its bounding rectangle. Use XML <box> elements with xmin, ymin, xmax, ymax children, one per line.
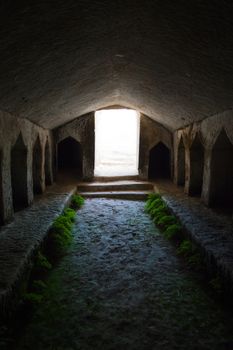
<box><xmin>154</xmin><ymin>181</ymin><xmax>233</xmax><ymax>299</ymax></box>
<box><xmin>0</xmin><ymin>184</ymin><xmax>76</xmax><ymax>321</ymax></box>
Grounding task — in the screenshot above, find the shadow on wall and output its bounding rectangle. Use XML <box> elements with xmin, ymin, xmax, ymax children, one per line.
<box><xmin>148</xmin><ymin>142</ymin><xmax>171</xmax><ymax>180</ymax></box>
<box><xmin>0</xmin><ymin>150</ymin><xmax>3</xmax><ymax>225</ymax></box>
<box><xmin>33</xmin><ymin>136</ymin><xmax>43</xmax><ymax>194</ymax></box>
<box><xmin>189</xmin><ymin>135</ymin><xmax>204</xmax><ymax>197</ymax></box>
<box><xmin>11</xmin><ymin>133</ymin><xmax>28</xmax><ymax>212</ymax></box>
<box><xmin>209</xmin><ymin>129</ymin><xmax>233</xmax><ymax>209</ymax></box>
<box><xmin>45</xmin><ymin>139</ymin><xmax>52</xmax><ymax>186</ymax></box>
<box><xmin>177</xmin><ymin>136</ymin><xmax>185</xmax><ymax>186</ymax></box>
<box><xmin>57</xmin><ymin>137</ymin><xmax>83</xmax><ymax>179</ymax></box>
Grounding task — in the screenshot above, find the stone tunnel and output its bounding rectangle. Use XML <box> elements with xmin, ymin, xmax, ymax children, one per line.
<box><xmin>0</xmin><ymin>1</ymin><xmax>233</xmax><ymax>348</ymax></box>
<box><xmin>0</xmin><ymin>0</ymin><xmax>233</xmax><ymax>223</ymax></box>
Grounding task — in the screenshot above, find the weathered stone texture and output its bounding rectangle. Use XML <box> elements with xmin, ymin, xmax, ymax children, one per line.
<box><xmin>155</xmin><ymin>181</ymin><xmax>233</xmax><ymax>298</ymax></box>
<box><xmin>173</xmin><ymin>111</ymin><xmax>233</xmax><ymax>207</ymax></box>
<box><xmin>11</xmin><ymin>199</ymin><xmax>233</xmax><ymax>349</ymax></box>
<box><xmin>0</xmin><ymin>110</ymin><xmax>53</xmax><ymax>223</ymax></box>
<box><xmin>139</xmin><ymin>114</ymin><xmax>173</xmax><ymax>179</ymax></box>
<box><xmin>0</xmin><ymin>1</ymin><xmax>233</xmax><ymax>130</ymax></box>
<box><xmin>0</xmin><ymin>183</ymin><xmax>76</xmax><ymax>321</ymax></box>
<box><xmin>54</xmin><ymin>113</ymin><xmax>95</xmax><ymax>180</ymax></box>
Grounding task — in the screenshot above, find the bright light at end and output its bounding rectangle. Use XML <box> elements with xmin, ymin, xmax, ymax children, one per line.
<box><xmin>94</xmin><ymin>109</ymin><xmax>140</xmax><ymax>177</ymax></box>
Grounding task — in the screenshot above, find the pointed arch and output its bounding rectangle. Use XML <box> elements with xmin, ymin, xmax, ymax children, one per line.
<box><xmin>11</xmin><ymin>133</ymin><xmax>28</xmax><ymax>211</ymax></box>
<box><xmin>148</xmin><ymin>142</ymin><xmax>171</xmax><ymax>179</ymax></box>
<box><xmin>0</xmin><ymin>150</ymin><xmax>3</xmax><ymax>224</ymax></box>
<box><xmin>33</xmin><ymin>136</ymin><xmax>44</xmax><ymax>194</ymax></box>
<box><xmin>188</xmin><ymin>134</ymin><xmax>204</xmax><ymax>196</ymax></box>
<box><xmin>57</xmin><ymin>137</ymin><xmax>83</xmax><ymax>178</ymax></box>
<box><xmin>44</xmin><ymin>139</ymin><xmax>53</xmax><ymax>186</ymax></box>
<box><xmin>177</xmin><ymin>136</ymin><xmax>185</xmax><ymax>186</ymax></box>
<box><xmin>209</xmin><ymin>129</ymin><xmax>233</xmax><ymax>207</ymax></box>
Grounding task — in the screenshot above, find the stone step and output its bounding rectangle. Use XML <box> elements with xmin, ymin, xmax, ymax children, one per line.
<box><xmin>79</xmin><ymin>191</ymin><xmax>151</xmax><ymax>200</ymax></box>
<box><xmin>77</xmin><ymin>181</ymin><xmax>153</xmax><ymax>193</ymax></box>
<box><xmin>94</xmin><ymin>175</ymin><xmax>139</xmax><ymax>182</ymax></box>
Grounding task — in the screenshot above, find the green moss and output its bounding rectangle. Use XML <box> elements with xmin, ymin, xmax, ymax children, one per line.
<box><xmin>32</xmin><ymin>280</ymin><xmax>47</xmax><ymax>293</ymax></box>
<box><xmin>70</xmin><ymin>194</ymin><xmax>85</xmax><ymax>210</ymax></box>
<box><xmin>164</xmin><ymin>224</ymin><xmax>182</xmax><ymax>240</ymax></box>
<box><xmin>187</xmin><ymin>253</ymin><xmax>203</xmax><ymax>270</ymax></box>
<box><xmin>46</xmin><ymin>207</ymin><xmax>77</xmax><ymax>260</ymax></box>
<box><xmin>145</xmin><ymin>193</ymin><xmax>162</xmax><ymax>211</ymax></box>
<box><xmin>147</xmin><ymin>193</ymin><xmax>161</xmax><ymax>201</ymax></box>
<box><xmin>34</xmin><ymin>252</ymin><xmax>52</xmax><ymax>271</ymax></box>
<box><xmin>146</xmin><ymin>192</ymin><xmax>223</xmax><ymax>299</ymax></box>
<box><xmin>47</xmin><ymin>209</ymin><xmax>76</xmax><ymax>260</ymax></box>
<box><xmin>63</xmin><ymin>208</ymin><xmax>76</xmax><ymax>222</ymax></box>
<box><xmin>177</xmin><ymin>240</ymin><xmax>193</xmax><ymax>257</ymax></box>
<box><xmin>209</xmin><ymin>278</ymin><xmax>223</xmax><ymax>295</ymax></box>
<box><xmin>23</xmin><ymin>292</ymin><xmax>43</xmax><ymax>305</ymax></box>
<box><xmin>157</xmin><ymin>215</ymin><xmax>178</xmax><ymax>231</ymax></box>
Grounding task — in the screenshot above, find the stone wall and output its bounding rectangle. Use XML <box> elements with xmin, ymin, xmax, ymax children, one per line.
<box><xmin>173</xmin><ymin>109</ymin><xmax>233</xmax><ymax>207</ymax></box>
<box><xmin>0</xmin><ymin>110</ymin><xmax>53</xmax><ymax>224</ymax></box>
<box><xmin>139</xmin><ymin>114</ymin><xmax>173</xmax><ymax>179</ymax></box>
<box><xmin>54</xmin><ymin>112</ymin><xmax>95</xmax><ymax>180</ymax></box>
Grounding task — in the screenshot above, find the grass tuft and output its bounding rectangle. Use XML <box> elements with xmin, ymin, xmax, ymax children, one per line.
<box><xmin>157</xmin><ymin>215</ymin><xmax>178</xmax><ymax>231</ymax></box>
<box><xmin>70</xmin><ymin>194</ymin><xmax>85</xmax><ymax>210</ymax></box>
<box><xmin>164</xmin><ymin>224</ymin><xmax>182</xmax><ymax>241</ymax></box>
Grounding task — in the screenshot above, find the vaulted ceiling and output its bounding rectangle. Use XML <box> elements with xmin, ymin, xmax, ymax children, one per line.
<box><xmin>0</xmin><ymin>0</ymin><xmax>233</xmax><ymax>130</ymax></box>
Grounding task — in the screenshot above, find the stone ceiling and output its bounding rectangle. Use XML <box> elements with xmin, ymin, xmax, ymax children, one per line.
<box><xmin>0</xmin><ymin>0</ymin><xmax>233</xmax><ymax>130</ymax></box>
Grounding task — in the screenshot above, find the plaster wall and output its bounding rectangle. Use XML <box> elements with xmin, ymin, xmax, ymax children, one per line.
<box><xmin>54</xmin><ymin>113</ymin><xmax>95</xmax><ymax>180</ymax></box>
<box><xmin>139</xmin><ymin>114</ymin><xmax>173</xmax><ymax>179</ymax></box>
<box><xmin>0</xmin><ymin>110</ymin><xmax>53</xmax><ymax>223</ymax></box>
<box><xmin>174</xmin><ymin>110</ymin><xmax>233</xmax><ymax>206</ymax></box>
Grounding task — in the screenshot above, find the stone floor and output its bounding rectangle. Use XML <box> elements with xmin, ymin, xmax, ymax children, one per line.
<box><xmin>0</xmin><ymin>184</ymin><xmax>76</xmax><ymax>319</ymax></box>
<box><xmin>11</xmin><ymin>199</ymin><xmax>233</xmax><ymax>350</ymax></box>
<box><xmin>154</xmin><ymin>181</ymin><xmax>233</xmax><ymax>296</ymax></box>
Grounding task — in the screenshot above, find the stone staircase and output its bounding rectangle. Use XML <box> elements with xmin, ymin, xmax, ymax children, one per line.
<box><xmin>77</xmin><ymin>178</ymin><xmax>154</xmax><ymax>200</ymax></box>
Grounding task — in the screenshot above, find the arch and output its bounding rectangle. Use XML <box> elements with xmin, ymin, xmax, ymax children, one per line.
<box><xmin>33</xmin><ymin>136</ymin><xmax>43</xmax><ymax>194</ymax></box>
<box><xmin>57</xmin><ymin>137</ymin><xmax>83</xmax><ymax>178</ymax></box>
<box><xmin>177</xmin><ymin>136</ymin><xmax>185</xmax><ymax>186</ymax></box>
<box><xmin>44</xmin><ymin>139</ymin><xmax>52</xmax><ymax>186</ymax></box>
<box><xmin>0</xmin><ymin>150</ymin><xmax>3</xmax><ymax>224</ymax></box>
<box><xmin>189</xmin><ymin>134</ymin><xmax>204</xmax><ymax>196</ymax></box>
<box><xmin>148</xmin><ymin>142</ymin><xmax>170</xmax><ymax>179</ymax></box>
<box><xmin>209</xmin><ymin>129</ymin><xmax>233</xmax><ymax>208</ymax></box>
<box><xmin>11</xmin><ymin>133</ymin><xmax>28</xmax><ymax>211</ymax></box>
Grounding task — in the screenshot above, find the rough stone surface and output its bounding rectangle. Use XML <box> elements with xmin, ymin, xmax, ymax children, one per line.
<box><xmin>0</xmin><ymin>183</ymin><xmax>76</xmax><ymax>320</ymax></box>
<box><xmin>0</xmin><ymin>111</ymin><xmax>53</xmax><ymax>223</ymax></box>
<box><xmin>139</xmin><ymin>115</ymin><xmax>173</xmax><ymax>179</ymax></box>
<box><xmin>173</xmin><ymin>111</ymin><xmax>233</xmax><ymax>206</ymax></box>
<box><xmin>54</xmin><ymin>113</ymin><xmax>95</xmax><ymax>180</ymax></box>
<box><xmin>77</xmin><ymin>180</ymin><xmax>153</xmax><ymax>200</ymax></box>
<box><xmin>154</xmin><ymin>180</ymin><xmax>233</xmax><ymax>296</ymax></box>
<box><xmin>1</xmin><ymin>1</ymin><xmax>233</xmax><ymax>130</ymax></box>
<box><xmin>11</xmin><ymin>199</ymin><xmax>233</xmax><ymax>350</ymax></box>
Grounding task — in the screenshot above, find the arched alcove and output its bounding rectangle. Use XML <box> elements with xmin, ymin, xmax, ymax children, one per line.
<box><xmin>209</xmin><ymin>130</ymin><xmax>233</xmax><ymax>208</ymax></box>
<box><xmin>189</xmin><ymin>135</ymin><xmax>204</xmax><ymax>196</ymax></box>
<box><xmin>11</xmin><ymin>133</ymin><xmax>28</xmax><ymax>211</ymax></box>
<box><xmin>33</xmin><ymin>136</ymin><xmax>43</xmax><ymax>194</ymax></box>
<box><xmin>0</xmin><ymin>150</ymin><xmax>3</xmax><ymax>224</ymax></box>
<box><xmin>44</xmin><ymin>139</ymin><xmax>52</xmax><ymax>186</ymax></box>
<box><xmin>177</xmin><ymin>136</ymin><xmax>185</xmax><ymax>186</ymax></box>
<box><xmin>148</xmin><ymin>142</ymin><xmax>170</xmax><ymax>179</ymax></box>
<box><xmin>57</xmin><ymin>137</ymin><xmax>83</xmax><ymax>178</ymax></box>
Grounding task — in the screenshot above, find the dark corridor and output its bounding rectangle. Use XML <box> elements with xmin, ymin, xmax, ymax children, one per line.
<box><xmin>148</xmin><ymin>142</ymin><xmax>171</xmax><ymax>179</ymax></box>
<box><xmin>57</xmin><ymin>137</ymin><xmax>83</xmax><ymax>178</ymax></box>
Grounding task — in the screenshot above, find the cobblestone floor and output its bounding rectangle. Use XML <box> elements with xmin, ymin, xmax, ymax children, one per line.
<box><xmin>0</xmin><ymin>184</ymin><xmax>76</xmax><ymax>318</ymax></box>
<box><xmin>14</xmin><ymin>199</ymin><xmax>233</xmax><ymax>350</ymax></box>
<box><xmin>154</xmin><ymin>181</ymin><xmax>233</xmax><ymax>294</ymax></box>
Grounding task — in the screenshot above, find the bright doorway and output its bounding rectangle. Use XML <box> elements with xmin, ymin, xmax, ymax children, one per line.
<box><xmin>94</xmin><ymin>109</ymin><xmax>140</xmax><ymax>177</ymax></box>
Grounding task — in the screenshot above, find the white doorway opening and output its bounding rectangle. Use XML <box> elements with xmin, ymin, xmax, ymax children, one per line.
<box><xmin>94</xmin><ymin>109</ymin><xmax>140</xmax><ymax>177</ymax></box>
